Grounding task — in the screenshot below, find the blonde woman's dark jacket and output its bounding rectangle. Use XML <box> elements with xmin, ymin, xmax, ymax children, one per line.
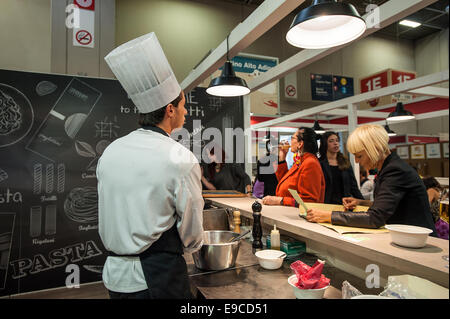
<box><xmin>331</xmin><ymin>153</ymin><xmax>437</xmax><ymax>237</ymax></box>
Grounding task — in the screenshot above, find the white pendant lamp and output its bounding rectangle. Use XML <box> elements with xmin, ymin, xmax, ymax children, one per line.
<box><xmin>286</xmin><ymin>0</ymin><xmax>367</xmax><ymax>49</ymax></box>
<box><xmin>206</xmin><ymin>36</ymin><xmax>250</xmax><ymax>97</ymax></box>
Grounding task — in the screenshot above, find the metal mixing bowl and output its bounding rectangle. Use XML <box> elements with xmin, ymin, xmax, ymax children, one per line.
<box><xmin>192</xmin><ymin>231</ymin><xmax>241</xmax><ymax>271</ymax></box>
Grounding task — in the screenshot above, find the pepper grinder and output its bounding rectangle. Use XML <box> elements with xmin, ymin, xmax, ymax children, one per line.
<box><xmin>251</xmin><ymin>200</ymin><xmax>263</xmax><ymax>253</ymax></box>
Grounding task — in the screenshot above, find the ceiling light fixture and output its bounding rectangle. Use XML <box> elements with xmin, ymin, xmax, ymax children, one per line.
<box><xmin>384</xmin><ymin>122</ymin><xmax>397</xmax><ymax>137</ymax></box>
<box><xmin>387</xmin><ymin>102</ymin><xmax>415</xmax><ymax>122</ymax></box>
<box><xmin>206</xmin><ymin>35</ymin><xmax>250</xmax><ymax>97</ymax></box>
<box><xmin>313</xmin><ymin>120</ymin><xmax>326</xmax><ymax>134</ymax></box>
<box><xmin>399</xmin><ymin>20</ymin><xmax>422</xmax><ymax>28</ymax></box>
<box><xmin>286</xmin><ymin>0</ymin><xmax>367</xmax><ymax>49</ymax></box>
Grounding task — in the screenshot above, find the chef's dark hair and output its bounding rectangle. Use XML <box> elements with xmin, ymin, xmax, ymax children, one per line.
<box><xmin>297</xmin><ymin>127</ymin><xmax>318</xmax><ymax>155</ymax></box>
<box><xmin>138</xmin><ymin>91</ymin><xmax>183</xmax><ymax>126</ymax></box>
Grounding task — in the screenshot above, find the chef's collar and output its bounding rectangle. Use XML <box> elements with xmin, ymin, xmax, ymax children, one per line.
<box><xmin>141</xmin><ymin>125</ymin><xmax>170</xmax><ymax>137</ymax></box>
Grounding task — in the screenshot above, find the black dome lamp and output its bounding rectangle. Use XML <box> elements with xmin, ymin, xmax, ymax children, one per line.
<box><xmin>384</xmin><ymin>121</ymin><xmax>397</xmax><ymax>137</ymax></box>
<box><xmin>286</xmin><ymin>0</ymin><xmax>367</xmax><ymax>49</ymax></box>
<box><xmin>313</xmin><ymin>120</ymin><xmax>326</xmax><ymax>134</ymax></box>
<box><xmin>387</xmin><ymin>102</ymin><xmax>415</xmax><ymax>122</ymax></box>
<box><xmin>206</xmin><ymin>36</ymin><xmax>250</xmax><ymax>97</ymax></box>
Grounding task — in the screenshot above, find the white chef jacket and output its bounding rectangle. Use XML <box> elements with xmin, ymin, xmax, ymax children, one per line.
<box><xmin>97</xmin><ymin>128</ymin><xmax>204</xmax><ymax>293</ymax></box>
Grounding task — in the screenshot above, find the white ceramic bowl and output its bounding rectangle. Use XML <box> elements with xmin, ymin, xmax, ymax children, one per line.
<box><xmin>254</xmin><ymin>249</ymin><xmax>286</xmax><ymax>270</ymax></box>
<box><xmin>288</xmin><ymin>275</ymin><xmax>329</xmax><ymax>299</ymax></box>
<box><xmin>385</xmin><ymin>224</ymin><xmax>433</xmax><ymax>248</ymax></box>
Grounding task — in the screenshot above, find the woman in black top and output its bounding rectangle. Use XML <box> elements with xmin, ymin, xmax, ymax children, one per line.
<box><xmin>319</xmin><ymin>132</ymin><xmax>363</xmax><ymax>204</ymax></box>
<box><xmin>306</xmin><ymin>124</ymin><xmax>437</xmax><ymax>236</ymax></box>
<box><xmin>201</xmin><ymin>145</ymin><xmax>252</xmax><ymax>195</ymax></box>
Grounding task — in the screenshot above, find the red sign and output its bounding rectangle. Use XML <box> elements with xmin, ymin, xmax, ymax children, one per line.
<box><xmin>74</xmin><ymin>0</ymin><xmax>95</xmax><ymax>11</ymax></box>
<box><xmin>391</xmin><ymin>70</ymin><xmax>416</xmax><ymax>84</ymax></box>
<box><xmin>407</xmin><ymin>136</ymin><xmax>439</xmax><ymax>144</ymax></box>
<box><xmin>360</xmin><ymin>71</ymin><xmax>389</xmax><ymax>93</ymax></box>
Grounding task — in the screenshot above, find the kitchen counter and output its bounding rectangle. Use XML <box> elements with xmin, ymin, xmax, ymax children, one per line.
<box><xmin>184</xmin><ymin>240</ymin><xmax>364</xmax><ymax>299</ymax></box>
<box><xmin>207</xmin><ymin>197</ymin><xmax>449</xmax><ymax>290</ymax></box>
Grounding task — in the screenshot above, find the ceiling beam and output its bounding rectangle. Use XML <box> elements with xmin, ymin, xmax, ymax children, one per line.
<box><xmin>180</xmin><ymin>0</ymin><xmax>305</xmax><ymax>93</ymax></box>
<box><xmin>277</xmin><ymin>109</ymin><xmax>450</xmax><ymax>132</ymax></box>
<box><xmin>321</xmin><ymin>109</ymin><xmax>390</xmax><ymax>118</ymax></box>
<box><xmin>248</xmin><ymin>0</ymin><xmax>438</xmax><ymax>92</ymax></box>
<box><xmin>407</xmin><ymin>86</ymin><xmax>450</xmax><ymax>98</ymax></box>
<box><xmin>251</xmin><ymin>70</ymin><xmax>449</xmax><ymax>129</ymax></box>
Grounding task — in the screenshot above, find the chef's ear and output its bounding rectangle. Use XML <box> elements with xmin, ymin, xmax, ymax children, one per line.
<box><xmin>165</xmin><ymin>103</ymin><xmax>176</xmax><ymax>117</ymax></box>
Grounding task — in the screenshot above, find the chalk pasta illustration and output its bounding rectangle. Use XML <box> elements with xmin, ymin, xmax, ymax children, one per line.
<box><xmin>33</xmin><ymin>164</ymin><xmax>42</xmax><ymax>194</ymax></box>
<box><xmin>25</xmin><ymin>78</ymin><xmax>101</xmax><ymax>161</ymax></box>
<box><xmin>29</xmin><ymin>206</ymin><xmax>42</xmax><ymax>238</ymax></box>
<box><xmin>0</xmin><ymin>89</ymin><xmax>22</xmax><ymax>135</ymax></box>
<box><xmin>44</xmin><ymin>205</ymin><xmax>57</xmax><ymax>236</ymax></box>
<box><xmin>0</xmin><ymin>84</ymin><xmax>34</xmax><ymax>148</ymax></box>
<box><xmin>56</xmin><ymin>164</ymin><xmax>65</xmax><ymax>194</ymax></box>
<box><xmin>29</xmin><ymin>205</ymin><xmax>58</xmax><ymax>238</ymax></box>
<box><xmin>35</xmin><ymin>81</ymin><xmax>57</xmax><ymax>97</ymax></box>
<box><xmin>64</xmin><ymin>187</ymin><xmax>98</xmax><ymax>224</ymax></box>
<box><xmin>45</xmin><ymin>164</ymin><xmax>54</xmax><ymax>194</ymax></box>
<box><xmin>75</xmin><ymin>140</ymin><xmax>111</xmax><ymax>172</ymax></box>
<box><xmin>33</xmin><ymin>163</ymin><xmax>65</xmax><ymax>195</ymax></box>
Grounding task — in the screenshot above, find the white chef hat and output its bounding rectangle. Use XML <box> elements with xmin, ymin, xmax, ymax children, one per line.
<box><xmin>104</xmin><ymin>32</ymin><xmax>181</xmax><ymax>113</ymax></box>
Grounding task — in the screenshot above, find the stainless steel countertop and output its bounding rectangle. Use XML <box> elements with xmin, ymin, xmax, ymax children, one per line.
<box><xmin>184</xmin><ymin>240</ymin><xmax>370</xmax><ymax>299</ymax></box>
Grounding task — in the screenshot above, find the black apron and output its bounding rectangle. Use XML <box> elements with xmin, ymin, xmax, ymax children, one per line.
<box><xmin>109</xmin><ymin>222</ymin><xmax>193</xmax><ymax>299</ymax></box>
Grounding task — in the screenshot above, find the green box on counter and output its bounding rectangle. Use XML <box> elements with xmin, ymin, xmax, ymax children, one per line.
<box><xmin>266</xmin><ymin>235</ymin><xmax>306</xmax><ymax>256</ymax></box>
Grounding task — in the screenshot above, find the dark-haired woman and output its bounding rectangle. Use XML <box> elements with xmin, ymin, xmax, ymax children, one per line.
<box><xmin>319</xmin><ymin>132</ymin><xmax>363</xmax><ymax>205</ymax></box>
<box><xmin>201</xmin><ymin>145</ymin><xmax>252</xmax><ymax>196</ymax></box>
<box><xmin>262</xmin><ymin>127</ymin><xmax>325</xmax><ymax>206</ymax></box>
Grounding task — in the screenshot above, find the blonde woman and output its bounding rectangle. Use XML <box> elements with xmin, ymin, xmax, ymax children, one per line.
<box><xmin>306</xmin><ymin>124</ymin><xmax>437</xmax><ymax>236</ymax></box>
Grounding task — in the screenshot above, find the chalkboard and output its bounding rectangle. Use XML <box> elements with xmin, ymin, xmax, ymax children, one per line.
<box><xmin>179</xmin><ymin>87</ymin><xmax>244</xmax><ymax>164</ymax></box>
<box><xmin>0</xmin><ymin>69</ymin><xmax>243</xmax><ymax>296</ymax></box>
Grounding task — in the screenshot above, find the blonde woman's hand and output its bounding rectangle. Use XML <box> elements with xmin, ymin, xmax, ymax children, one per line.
<box><xmin>306</xmin><ymin>209</ymin><xmax>332</xmax><ymax>223</ymax></box>
<box><xmin>342</xmin><ymin>197</ymin><xmax>359</xmax><ymax>210</ymax></box>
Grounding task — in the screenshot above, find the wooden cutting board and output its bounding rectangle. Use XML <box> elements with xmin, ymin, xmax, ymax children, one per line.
<box><xmin>202</xmin><ymin>190</ymin><xmax>247</xmax><ymax>198</ymax></box>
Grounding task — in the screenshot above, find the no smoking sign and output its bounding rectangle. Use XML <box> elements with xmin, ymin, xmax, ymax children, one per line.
<box><xmin>286</xmin><ymin>85</ymin><xmax>296</xmax><ymax>97</ymax></box>
<box><xmin>76</xmin><ymin>30</ymin><xmax>93</xmax><ymax>46</ymax></box>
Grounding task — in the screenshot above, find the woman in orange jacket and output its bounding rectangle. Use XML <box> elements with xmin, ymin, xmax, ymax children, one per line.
<box><xmin>262</xmin><ymin>127</ymin><xmax>325</xmax><ymax>207</ymax></box>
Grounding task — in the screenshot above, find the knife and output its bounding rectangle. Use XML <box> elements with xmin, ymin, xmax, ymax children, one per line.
<box><xmin>288</xmin><ymin>188</ymin><xmax>308</xmax><ymax>219</ymax></box>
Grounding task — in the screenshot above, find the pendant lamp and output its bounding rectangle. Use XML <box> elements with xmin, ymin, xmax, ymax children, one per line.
<box><xmin>384</xmin><ymin>123</ymin><xmax>397</xmax><ymax>137</ymax></box>
<box><xmin>387</xmin><ymin>102</ymin><xmax>415</xmax><ymax>122</ymax></box>
<box><xmin>313</xmin><ymin>120</ymin><xmax>326</xmax><ymax>134</ymax></box>
<box><xmin>286</xmin><ymin>0</ymin><xmax>367</xmax><ymax>49</ymax></box>
<box><xmin>206</xmin><ymin>36</ymin><xmax>250</xmax><ymax>97</ymax></box>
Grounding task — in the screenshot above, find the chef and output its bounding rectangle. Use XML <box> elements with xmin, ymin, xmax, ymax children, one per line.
<box><xmin>97</xmin><ymin>32</ymin><xmax>204</xmax><ymax>299</ymax></box>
